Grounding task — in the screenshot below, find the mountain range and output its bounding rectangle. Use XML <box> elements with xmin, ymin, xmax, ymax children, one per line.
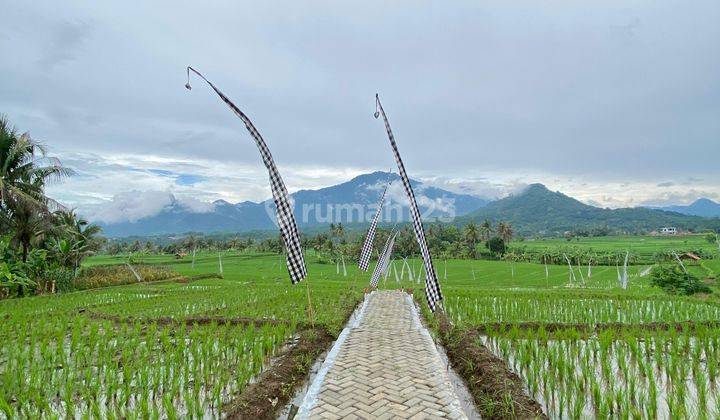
<box><xmin>97</xmin><ymin>171</ymin><xmax>487</xmax><ymax>237</ymax></box>
<box><xmin>96</xmin><ymin>173</ymin><xmax>720</xmax><ymax>238</ymax></box>
<box><xmin>654</xmin><ymin>198</ymin><xmax>720</xmax><ymax>218</ymax></box>
<box><xmin>458</xmin><ymin>184</ymin><xmax>720</xmax><ymax>235</ymax></box>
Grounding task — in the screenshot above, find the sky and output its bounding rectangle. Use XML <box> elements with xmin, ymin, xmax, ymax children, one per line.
<box><xmin>1</xmin><ymin>1</ymin><xmax>718</xmax><ymax>223</ymax></box>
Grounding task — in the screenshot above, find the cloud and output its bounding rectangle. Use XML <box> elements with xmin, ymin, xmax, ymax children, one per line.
<box><xmin>640</xmin><ymin>190</ymin><xmax>720</xmax><ymax>207</ymax></box>
<box><xmin>37</xmin><ymin>20</ymin><xmax>92</xmax><ymax>69</ymax></box>
<box><xmin>89</xmin><ymin>190</ymin><xmax>174</xmax><ymax>223</ymax></box>
<box><xmin>177</xmin><ymin>196</ymin><xmax>215</xmax><ymax>213</ymax></box>
<box><xmin>416</xmin><ymin>173</ymin><xmax>532</xmax><ymax>200</ymax></box>
<box><xmin>87</xmin><ymin>190</ymin><xmax>217</xmax><ymax>224</ymax></box>
<box><xmin>2</xmin><ymin>1</ymin><xmax>719</xmax><ymax>218</ymax></box>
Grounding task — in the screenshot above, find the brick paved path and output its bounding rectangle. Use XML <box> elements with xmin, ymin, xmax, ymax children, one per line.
<box><xmin>296</xmin><ymin>291</ymin><xmax>468</xmax><ymax>419</ymax></box>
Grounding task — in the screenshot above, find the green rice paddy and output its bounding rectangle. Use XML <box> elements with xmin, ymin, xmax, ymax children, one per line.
<box><xmin>1</xmin><ymin>235</ymin><xmax>719</xmax><ymax>418</ymax></box>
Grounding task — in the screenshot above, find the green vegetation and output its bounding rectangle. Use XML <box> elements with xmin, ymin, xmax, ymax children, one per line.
<box><xmin>427</xmin><ymin>237</ymin><xmax>720</xmax><ymax>418</ymax></box>
<box><xmin>512</xmin><ymin>234</ymin><xmax>717</xmax><ymax>263</ymax></box>
<box><xmin>0</xmin><ymin>115</ymin><xmax>104</xmax><ymax>298</ymax></box>
<box><xmin>483</xmin><ymin>327</ymin><xmax>720</xmax><ymax>418</ymax></box>
<box><xmin>459</xmin><ymin>183</ymin><xmax>720</xmax><ymax>235</ymax></box>
<box><xmin>72</xmin><ymin>264</ymin><xmax>180</xmax><ymax>290</ymax></box>
<box><xmin>0</xmin><ymin>252</ymin><xmax>364</xmax><ymax>418</ymax></box>
<box><xmin>1</xmin><ymin>233</ymin><xmax>719</xmax><ymax>417</ymax></box>
<box><xmin>650</xmin><ymin>264</ymin><xmax>711</xmax><ymax>295</ymax></box>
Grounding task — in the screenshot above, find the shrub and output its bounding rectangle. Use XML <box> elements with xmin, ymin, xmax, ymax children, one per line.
<box><xmin>486</xmin><ymin>237</ymin><xmax>506</xmax><ymax>256</ymax></box>
<box><xmin>46</xmin><ymin>267</ymin><xmax>75</xmax><ymax>293</ymax></box>
<box><xmin>0</xmin><ymin>262</ymin><xmax>35</xmax><ymax>298</ymax></box>
<box><xmin>650</xmin><ymin>264</ymin><xmax>711</xmax><ymax>295</ymax></box>
<box><xmin>73</xmin><ymin>264</ymin><xmax>179</xmax><ymax>290</ymax></box>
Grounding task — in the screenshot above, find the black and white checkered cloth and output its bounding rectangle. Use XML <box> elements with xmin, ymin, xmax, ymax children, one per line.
<box><xmin>358</xmin><ymin>179</ymin><xmax>391</xmax><ymax>271</ymax></box>
<box><xmin>370</xmin><ymin>230</ymin><xmax>397</xmax><ymax>288</ymax></box>
<box><xmin>374</xmin><ymin>94</ymin><xmax>443</xmax><ymax>311</ymax></box>
<box><xmin>186</xmin><ymin>67</ymin><xmax>307</xmax><ymax>283</ymax></box>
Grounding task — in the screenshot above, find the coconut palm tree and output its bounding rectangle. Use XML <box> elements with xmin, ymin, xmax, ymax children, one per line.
<box><xmin>53</xmin><ymin>209</ymin><xmax>102</xmax><ymax>274</ymax></box>
<box><xmin>496</xmin><ymin>221</ymin><xmax>514</xmax><ymax>244</ymax></box>
<box><xmin>0</xmin><ymin>115</ymin><xmax>72</xmax><ymax>216</ymax></box>
<box><xmin>480</xmin><ymin>219</ymin><xmax>493</xmax><ymax>242</ymax></box>
<box><xmin>7</xmin><ymin>198</ymin><xmax>51</xmax><ymax>263</ymax></box>
<box><xmin>463</xmin><ymin>222</ymin><xmax>481</xmax><ymax>258</ymax></box>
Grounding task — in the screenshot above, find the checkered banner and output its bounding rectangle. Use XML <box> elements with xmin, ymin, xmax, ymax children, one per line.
<box><xmin>370</xmin><ymin>229</ymin><xmax>398</xmax><ymax>288</ymax></box>
<box><xmin>186</xmin><ymin>67</ymin><xmax>307</xmax><ymax>283</ymax></box>
<box><xmin>358</xmin><ymin>176</ymin><xmax>391</xmax><ymax>271</ymax></box>
<box><xmin>374</xmin><ymin>94</ymin><xmax>443</xmax><ymax>311</ymax></box>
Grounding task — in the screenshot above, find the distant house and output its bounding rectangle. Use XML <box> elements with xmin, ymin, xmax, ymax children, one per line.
<box><xmin>660</xmin><ymin>227</ymin><xmax>677</xmax><ymax>235</ymax></box>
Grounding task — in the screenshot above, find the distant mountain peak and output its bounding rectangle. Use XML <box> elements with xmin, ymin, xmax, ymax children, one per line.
<box><xmin>97</xmin><ymin>170</ymin><xmax>488</xmax><ymax>237</ymax></box>
<box><xmin>348</xmin><ymin>171</ymin><xmax>400</xmax><ymax>185</ymax></box>
<box><xmin>655</xmin><ymin>197</ymin><xmax>720</xmax><ymax>218</ymax></box>
<box><xmin>693</xmin><ymin>198</ymin><xmax>716</xmax><ymax>205</ymax></box>
<box><xmin>521</xmin><ymin>183</ymin><xmax>551</xmax><ymax>194</ymax></box>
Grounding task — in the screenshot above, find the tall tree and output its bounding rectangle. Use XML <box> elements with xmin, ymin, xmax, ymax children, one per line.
<box><xmin>463</xmin><ymin>222</ymin><xmax>480</xmax><ymax>258</ymax></box>
<box><xmin>53</xmin><ymin>209</ymin><xmax>102</xmax><ymax>274</ymax></box>
<box><xmin>0</xmin><ymin>115</ymin><xmax>71</xmax><ymax>216</ymax></box>
<box><xmin>496</xmin><ymin>221</ymin><xmax>514</xmax><ymax>244</ymax></box>
<box><xmin>480</xmin><ymin>219</ymin><xmax>493</xmax><ymax>242</ymax></box>
<box><xmin>7</xmin><ymin>198</ymin><xmax>50</xmax><ymax>262</ymax></box>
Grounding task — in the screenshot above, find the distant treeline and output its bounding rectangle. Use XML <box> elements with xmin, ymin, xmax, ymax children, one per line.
<box><xmin>103</xmin><ymin>221</ymin><xmax>718</xmax><ymax>267</ymax></box>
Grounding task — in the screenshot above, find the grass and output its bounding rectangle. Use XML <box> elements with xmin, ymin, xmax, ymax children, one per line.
<box><xmin>513</xmin><ymin>234</ymin><xmax>717</xmax><ymax>259</ymax></box>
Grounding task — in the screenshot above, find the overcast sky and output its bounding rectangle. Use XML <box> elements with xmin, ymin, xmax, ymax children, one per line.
<box><xmin>1</xmin><ymin>1</ymin><xmax>718</xmax><ymax>222</ymax></box>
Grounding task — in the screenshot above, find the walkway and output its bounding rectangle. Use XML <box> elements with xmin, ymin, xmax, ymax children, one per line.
<box><xmin>296</xmin><ymin>290</ymin><xmax>468</xmax><ymax>419</ymax></box>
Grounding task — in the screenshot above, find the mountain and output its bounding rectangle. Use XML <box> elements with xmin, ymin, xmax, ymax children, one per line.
<box><xmin>458</xmin><ymin>184</ymin><xmax>720</xmax><ymax>235</ymax></box>
<box><xmin>97</xmin><ymin>171</ymin><xmax>489</xmax><ymax>237</ymax></box>
<box><xmin>656</xmin><ymin>198</ymin><xmax>720</xmax><ymax>218</ymax></box>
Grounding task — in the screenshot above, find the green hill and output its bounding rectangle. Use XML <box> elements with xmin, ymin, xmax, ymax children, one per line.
<box><xmin>457</xmin><ymin>184</ymin><xmax>720</xmax><ymax>236</ymax></box>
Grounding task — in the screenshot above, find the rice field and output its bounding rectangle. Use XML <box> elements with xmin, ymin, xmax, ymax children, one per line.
<box><xmin>482</xmin><ymin>328</ymin><xmax>720</xmax><ymax>418</ymax></box>
<box><xmin>434</xmin><ymin>244</ymin><xmax>720</xmax><ymax>419</ymax></box>
<box><xmin>0</xmin><ymin>252</ymin><xmax>364</xmax><ymax>418</ymax></box>
<box><xmin>444</xmin><ymin>291</ymin><xmax>720</xmax><ymax>325</ymax></box>
<box><xmin>1</xmin><ymin>315</ymin><xmax>292</xmax><ymax>418</ymax></box>
<box><xmin>1</xmin><ymin>240</ymin><xmax>719</xmax><ymax>418</ymax></box>
<box><xmin>514</xmin><ymin>234</ymin><xmax>717</xmax><ymax>262</ymax></box>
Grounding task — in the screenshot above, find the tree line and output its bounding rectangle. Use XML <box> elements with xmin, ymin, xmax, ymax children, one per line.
<box><xmin>106</xmin><ymin>220</ymin><xmax>517</xmax><ymax>264</ymax></box>
<box><xmin>0</xmin><ymin>116</ymin><xmax>102</xmax><ymax>297</ymax></box>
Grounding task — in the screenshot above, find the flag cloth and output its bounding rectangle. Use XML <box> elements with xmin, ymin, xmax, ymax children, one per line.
<box><xmin>374</xmin><ymin>94</ymin><xmax>443</xmax><ymax>311</ymax></box>
<box><xmin>370</xmin><ymin>230</ymin><xmax>398</xmax><ymax>288</ymax></box>
<box><xmin>358</xmin><ymin>177</ymin><xmax>391</xmax><ymax>271</ymax></box>
<box><xmin>186</xmin><ymin>67</ymin><xmax>307</xmax><ymax>283</ymax></box>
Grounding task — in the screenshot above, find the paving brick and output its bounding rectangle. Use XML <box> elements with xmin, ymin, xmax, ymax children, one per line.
<box><xmin>296</xmin><ymin>291</ymin><xmax>467</xmax><ymax>419</ymax></box>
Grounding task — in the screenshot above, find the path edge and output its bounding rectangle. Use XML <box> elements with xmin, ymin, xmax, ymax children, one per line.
<box><xmin>295</xmin><ymin>292</ymin><xmax>372</xmax><ymax>419</ymax></box>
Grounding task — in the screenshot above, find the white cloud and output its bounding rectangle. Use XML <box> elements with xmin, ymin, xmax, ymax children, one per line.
<box><xmin>88</xmin><ymin>190</ymin><xmax>173</xmax><ymax>223</ymax></box>
<box><xmin>177</xmin><ymin>196</ymin><xmax>215</xmax><ymax>213</ymax></box>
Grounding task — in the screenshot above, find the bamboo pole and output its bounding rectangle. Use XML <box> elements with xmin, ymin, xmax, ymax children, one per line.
<box><xmin>126</xmin><ymin>262</ymin><xmax>142</xmax><ymax>282</ymax></box>
<box><xmin>305</xmin><ymin>278</ymin><xmax>315</xmax><ymax>327</ymax></box>
<box><xmin>218</xmin><ymin>252</ymin><xmax>223</xmax><ymax>276</ymax></box>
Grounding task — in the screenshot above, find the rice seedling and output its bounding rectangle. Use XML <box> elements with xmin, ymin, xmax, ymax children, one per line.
<box><xmin>445</xmin><ymin>291</ymin><xmax>720</xmax><ymax>326</ymax></box>
<box><xmin>0</xmin><ymin>313</ymin><xmax>294</xmax><ymax>418</ymax></box>
<box><xmin>481</xmin><ymin>327</ymin><xmax>720</xmax><ymax>418</ymax></box>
